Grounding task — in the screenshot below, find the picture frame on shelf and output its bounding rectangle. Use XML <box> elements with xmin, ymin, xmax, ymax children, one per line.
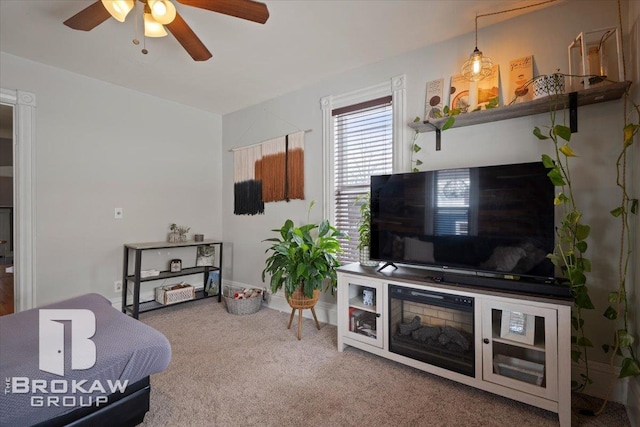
<box><xmin>196</xmin><ymin>244</ymin><xmax>215</xmax><ymax>267</ymax></box>
<box><xmin>500</xmin><ymin>310</ymin><xmax>535</xmax><ymax>345</ymax></box>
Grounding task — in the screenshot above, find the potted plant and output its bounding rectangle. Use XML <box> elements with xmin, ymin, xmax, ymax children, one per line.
<box><xmin>262</xmin><ymin>202</ymin><xmax>345</xmax><ymax>301</ymax></box>
<box><xmin>356</xmin><ymin>193</ymin><xmax>378</xmax><ymax>267</ymax></box>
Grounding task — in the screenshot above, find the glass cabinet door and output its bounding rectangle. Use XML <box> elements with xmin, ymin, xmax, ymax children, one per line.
<box><xmin>482</xmin><ymin>300</ymin><xmax>558</xmax><ymax>400</ymax></box>
<box><xmin>341</xmin><ymin>275</ymin><xmax>383</xmax><ymax>348</ymax></box>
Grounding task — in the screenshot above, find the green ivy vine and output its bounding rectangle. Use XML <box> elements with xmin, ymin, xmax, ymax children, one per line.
<box><xmin>533</xmin><ymin>100</ymin><xmax>595</xmax><ymax>392</ymax></box>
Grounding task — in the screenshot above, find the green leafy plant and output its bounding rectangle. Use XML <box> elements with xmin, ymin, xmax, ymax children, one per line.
<box><xmin>355</xmin><ymin>193</ymin><xmax>371</xmax><ymax>251</ymax></box>
<box><xmin>597</xmin><ymin>90</ymin><xmax>640</xmax><ymax>413</ymax></box>
<box><xmin>411</xmin><ymin>117</ymin><xmax>423</xmax><ymax>172</ymax></box>
<box><xmin>261</xmin><ymin>202</ymin><xmax>346</xmax><ymax>299</ymax></box>
<box><xmin>533</xmin><ymin>97</ymin><xmax>594</xmax><ymax>392</ymax></box>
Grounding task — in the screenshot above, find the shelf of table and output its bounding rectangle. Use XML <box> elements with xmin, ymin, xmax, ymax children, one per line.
<box><xmin>124</xmin><ymin>289</ymin><xmax>209</xmax><ymax>316</ymax></box>
<box><xmin>125</xmin><ymin>266</ymin><xmax>220</xmax><ymax>283</ymax></box>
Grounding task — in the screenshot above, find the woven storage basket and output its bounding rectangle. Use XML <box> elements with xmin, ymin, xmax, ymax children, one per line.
<box><xmin>223</xmin><ymin>285</ymin><xmax>263</xmax><ymax>315</ymax></box>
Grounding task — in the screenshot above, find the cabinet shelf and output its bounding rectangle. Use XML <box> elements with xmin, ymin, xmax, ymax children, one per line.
<box><xmin>409</xmin><ymin>81</ymin><xmax>631</xmax><ymax>150</ymax></box>
<box><xmin>348</xmin><ymin>296</ymin><xmax>377</xmax><ymax>313</ymax></box>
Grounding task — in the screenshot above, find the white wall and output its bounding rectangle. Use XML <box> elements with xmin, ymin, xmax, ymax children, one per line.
<box><xmin>0</xmin><ymin>52</ymin><xmax>223</xmax><ymax>305</ymax></box>
<box><xmin>222</xmin><ymin>0</ymin><xmax>637</xmax><ymax>397</ymax></box>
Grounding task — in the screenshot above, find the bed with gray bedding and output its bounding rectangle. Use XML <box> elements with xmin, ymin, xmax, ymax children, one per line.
<box><xmin>0</xmin><ymin>293</ymin><xmax>171</xmax><ymax>427</ymax></box>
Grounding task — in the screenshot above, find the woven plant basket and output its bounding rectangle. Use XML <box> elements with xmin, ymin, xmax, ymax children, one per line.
<box><xmin>287</xmin><ymin>288</ymin><xmax>320</xmax><ymax>309</ymax></box>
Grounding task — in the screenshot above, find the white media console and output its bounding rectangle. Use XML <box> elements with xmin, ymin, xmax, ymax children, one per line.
<box><xmin>337</xmin><ymin>263</ymin><xmax>572</xmax><ymax>426</ymax></box>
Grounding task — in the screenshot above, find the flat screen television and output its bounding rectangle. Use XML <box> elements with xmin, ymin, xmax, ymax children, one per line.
<box><xmin>370</xmin><ymin>161</ymin><xmax>570</xmax><ymax>297</ymax></box>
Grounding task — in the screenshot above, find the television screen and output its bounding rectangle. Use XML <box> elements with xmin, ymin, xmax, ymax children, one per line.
<box><xmin>370</xmin><ymin>162</ymin><xmax>556</xmax><ymax>285</ymax></box>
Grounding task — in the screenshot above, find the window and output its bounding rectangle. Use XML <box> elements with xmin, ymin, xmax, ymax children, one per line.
<box><xmin>321</xmin><ymin>76</ymin><xmax>405</xmax><ymax>265</ymax></box>
<box><xmin>333</xmin><ymin>97</ymin><xmax>393</xmax><ymax>263</ymax></box>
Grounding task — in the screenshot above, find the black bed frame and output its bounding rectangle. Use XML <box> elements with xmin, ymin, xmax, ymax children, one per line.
<box><xmin>33</xmin><ymin>377</ymin><xmax>151</xmax><ymax>427</ymax></box>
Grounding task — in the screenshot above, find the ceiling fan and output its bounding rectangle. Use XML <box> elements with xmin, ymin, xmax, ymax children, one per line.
<box><xmin>63</xmin><ymin>0</ymin><xmax>270</xmax><ymax>61</ymax></box>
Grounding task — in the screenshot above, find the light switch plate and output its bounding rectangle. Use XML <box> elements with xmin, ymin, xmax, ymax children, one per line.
<box><xmin>114</xmin><ymin>208</ymin><xmax>123</xmax><ymax>219</ymax></box>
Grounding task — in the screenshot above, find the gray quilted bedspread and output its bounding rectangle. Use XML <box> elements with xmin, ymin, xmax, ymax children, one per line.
<box><xmin>0</xmin><ymin>293</ymin><xmax>171</xmax><ymax>426</ymax></box>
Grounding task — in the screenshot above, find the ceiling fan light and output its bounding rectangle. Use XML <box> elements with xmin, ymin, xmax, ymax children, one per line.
<box><xmin>101</xmin><ymin>0</ymin><xmax>134</xmax><ymax>23</ymax></box>
<box><xmin>149</xmin><ymin>0</ymin><xmax>177</xmax><ymax>25</ymax></box>
<box><xmin>144</xmin><ymin>13</ymin><xmax>168</xmax><ymax>37</ymax></box>
<box><xmin>461</xmin><ymin>47</ymin><xmax>494</xmax><ymax>82</ymax></box>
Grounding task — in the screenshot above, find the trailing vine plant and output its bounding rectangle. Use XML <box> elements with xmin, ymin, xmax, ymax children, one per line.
<box><xmin>533</xmin><ymin>90</ymin><xmax>595</xmax><ymax>392</ymax></box>
<box><xmin>597</xmin><ymin>0</ymin><xmax>640</xmax><ymax>412</ymax></box>
<box><xmin>410</xmin><ymin>117</ymin><xmax>423</xmax><ymax>172</ymax></box>
<box><xmin>597</xmin><ymin>89</ymin><xmax>640</xmax><ymax>413</ymax></box>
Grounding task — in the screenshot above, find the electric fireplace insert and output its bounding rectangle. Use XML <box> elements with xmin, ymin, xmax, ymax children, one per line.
<box><xmin>389</xmin><ymin>285</ymin><xmax>474</xmax><ymax>377</ymax></box>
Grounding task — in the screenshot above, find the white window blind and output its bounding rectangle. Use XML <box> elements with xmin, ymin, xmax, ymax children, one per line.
<box><xmin>333</xmin><ymin>96</ymin><xmax>393</xmax><ymax>263</ymax></box>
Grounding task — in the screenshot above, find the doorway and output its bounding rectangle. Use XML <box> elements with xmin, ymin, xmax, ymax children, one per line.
<box><xmin>0</xmin><ymin>88</ymin><xmax>36</xmax><ymax>313</ymax></box>
<box><xmin>0</xmin><ymin>103</ymin><xmax>13</xmax><ymax>315</ymax></box>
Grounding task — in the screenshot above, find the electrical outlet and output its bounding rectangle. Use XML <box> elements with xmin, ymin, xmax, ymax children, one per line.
<box><xmin>114</xmin><ymin>280</ymin><xmax>122</xmax><ymax>293</ymax></box>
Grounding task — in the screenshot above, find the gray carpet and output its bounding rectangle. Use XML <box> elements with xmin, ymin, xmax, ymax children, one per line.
<box><xmin>139</xmin><ymin>298</ymin><xmax>630</xmax><ymax>426</ymax></box>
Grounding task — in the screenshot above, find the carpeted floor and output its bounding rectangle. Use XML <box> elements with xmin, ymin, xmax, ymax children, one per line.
<box><xmin>139</xmin><ymin>298</ymin><xmax>630</xmax><ymax>426</ymax></box>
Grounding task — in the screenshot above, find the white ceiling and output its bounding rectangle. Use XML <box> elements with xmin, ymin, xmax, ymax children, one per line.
<box><xmin>0</xmin><ymin>0</ymin><xmax>562</xmax><ymax>116</ymax></box>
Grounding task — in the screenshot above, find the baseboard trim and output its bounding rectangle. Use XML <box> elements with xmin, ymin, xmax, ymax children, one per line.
<box><xmin>572</xmin><ymin>360</ymin><xmax>628</xmax><ymax>404</ymax></box>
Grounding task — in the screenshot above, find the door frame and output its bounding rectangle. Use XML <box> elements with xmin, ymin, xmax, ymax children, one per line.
<box><xmin>1</xmin><ymin>88</ymin><xmax>36</xmax><ymax>311</ymax></box>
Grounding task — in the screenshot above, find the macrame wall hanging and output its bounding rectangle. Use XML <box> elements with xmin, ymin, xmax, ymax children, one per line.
<box><xmin>232</xmin><ymin>130</ymin><xmax>306</xmax><ymax>215</ymax></box>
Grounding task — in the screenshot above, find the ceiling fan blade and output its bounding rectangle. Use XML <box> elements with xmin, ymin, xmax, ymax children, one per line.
<box><xmin>63</xmin><ymin>1</ymin><xmax>111</xmax><ymax>31</ymax></box>
<box><xmin>177</xmin><ymin>0</ymin><xmax>269</xmax><ymax>24</ymax></box>
<box><xmin>166</xmin><ymin>12</ymin><xmax>213</xmax><ymax>61</ymax></box>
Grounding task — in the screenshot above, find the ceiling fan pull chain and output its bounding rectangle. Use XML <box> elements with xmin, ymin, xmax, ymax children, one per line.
<box><xmin>132</xmin><ymin>0</ymin><xmax>140</xmax><ymax>46</ymax></box>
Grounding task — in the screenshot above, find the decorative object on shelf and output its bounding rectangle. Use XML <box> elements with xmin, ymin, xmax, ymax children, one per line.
<box><xmin>473</xmin><ymin>64</ymin><xmax>499</xmax><ymax>110</ymax></box>
<box><xmin>168</xmin><ymin>223</ymin><xmax>179</xmax><ymax>243</ymax></box>
<box><xmin>196</xmin><ymin>245</ymin><xmax>215</xmax><ymax>267</ymax></box>
<box><xmin>449</xmin><ymin>74</ymin><xmax>470</xmax><ymax>112</ymax></box>
<box><xmin>194</xmin><ymin>234</ymin><xmax>204</xmax><ymax>242</ymax></box>
<box><xmin>154</xmin><ymin>282</ymin><xmax>195</xmax><ymax>305</ymax></box>
<box><xmin>355</xmin><ymin>193</ymin><xmax>378</xmax><ymax>267</ymax></box>
<box><xmin>262</xmin><ymin>201</ymin><xmax>345</xmax><ymax>339</ymax></box>
<box><xmin>500</xmin><ymin>311</ymin><xmax>535</xmax><ymax>345</ymax></box>
<box><xmin>362</xmin><ymin>288</ymin><xmax>374</xmax><ymax>306</ymax></box>
<box><xmin>424</xmin><ymin>78</ymin><xmax>444</xmax><ymax>120</ymax></box>
<box><xmin>568</xmin><ymin>27</ymin><xmax>623</xmax><ymax>91</ymax></box>
<box><xmin>205</xmin><ymin>271</ymin><xmax>220</xmax><ymax>296</ymax></box>
<box><xmin>140</xmin><ymin>269</ymin><xmax>160</xmax><ymax>278</ymax></box>
<box><xmin>508</xmin><ymin>55</ymin><xmax>534</xmax><ymax>104</ymax></box>
<box><xmin>533</xmin><ymin>72</ymin><xmax>565</xmax><ymax>99</ymax></box>
<box><xmin>169</xmin><ymin>258</ymin><xmax>182</xmax><ymax>273</ymax></box>
<box><xmin>177</xmin><ymin>225</ymin><xmax>190</xmax><ymax>242</ymax></box>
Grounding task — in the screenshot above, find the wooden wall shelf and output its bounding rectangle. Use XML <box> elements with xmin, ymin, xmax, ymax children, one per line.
<box><xmin>409</xmin><ymin>81</ymin><xmax>631</xmax><ymax>150</ymax></box>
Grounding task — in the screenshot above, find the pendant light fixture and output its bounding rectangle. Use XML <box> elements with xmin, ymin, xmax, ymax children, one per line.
<box><xmin>461</xmin><ymin>0</ymin><xmax>559</xmax><ymax>82</ymax></box>
<box><xmin>101</xmin><ymin>0</ymin><xmax>134</xmax><ymax>23</ymax></box>
<box><xmin>461</xmin><ymin>14</ymin><xmax>494</xmax><ymax>82</ymax></box>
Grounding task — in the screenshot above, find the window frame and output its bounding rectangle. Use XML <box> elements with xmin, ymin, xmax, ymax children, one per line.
<box><xmin>320</xmin><ymin>75</ymin><xmax>406</xmax><ymax>237</ymax></box>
